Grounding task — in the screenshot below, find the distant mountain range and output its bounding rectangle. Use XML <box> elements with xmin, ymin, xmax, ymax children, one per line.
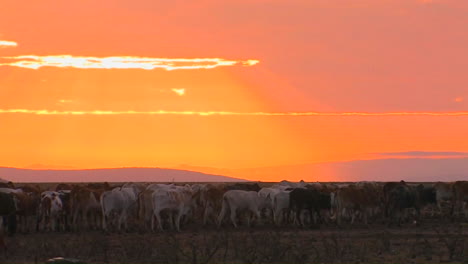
<box><xmin>178</xmin><ymin>158</ymin><xmax>468</xmax><ymax>182</ymax></box>
<box><xmin>0</xmin><ymin>167</ymin><xmax>247</xmax><ymax>183</ymax></box>
<box><xmin>1</xmin><ymin>157</ymin><xmax>466</xmax><ymax>183</ymax></box>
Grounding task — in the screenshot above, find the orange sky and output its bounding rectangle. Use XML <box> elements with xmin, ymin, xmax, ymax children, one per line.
<box><xmin>1</xmin><ymin>0</ymin><xmax>468</xmax><ymax>181</ymax></box>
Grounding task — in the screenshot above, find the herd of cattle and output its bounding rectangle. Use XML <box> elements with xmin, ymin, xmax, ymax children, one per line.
<box><xmin>0</xmin><ymin>180</ymin><xmax>467</xmax><ymax>235</ymax></box>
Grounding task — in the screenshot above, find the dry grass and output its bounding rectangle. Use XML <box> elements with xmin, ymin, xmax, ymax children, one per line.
<box><xmin>1</xmin><ymin>222</ymin><xmax>467</xmax><ymax>264</ymax></box>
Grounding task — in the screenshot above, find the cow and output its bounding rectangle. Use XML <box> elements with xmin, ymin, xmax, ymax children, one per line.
<box><xmin>137</xmin><ymin>189</ymin><xmax>155</xmax><ymax>230</ymax></box>
<box><xmin>273</xmin><ymin>180</ymin><xmax>307</xmax><ymax>189</ymax></box>
<box><xmin>86</xmin><ymin>182</ymin><xmax>111</xmax><ymax>190</ymax></box>
<box><xmin>199</xmin><ymin>185</ymin><xmax>225</xmax><ymax>225</ymax></box>
<box><xmin>224</xmin><ymin>183</ymin><xmax>261</xmax><ymax>192</ymax></box>
<box><xmin>151</xmin><ymin>186</ymin><xmax>196</xmax><ymax>231</ymax></box>
<box><xmin>433</xmin><ymin>182</ymin><xmax>453</xmax><ymax>216</ymax></box>
<box><xmin>272</xmin><ymin>190</ymin><xmax>292</xmax><ymax>225</ymax></box>
<box><xmin>37</xmin><ymin>191</ymin><xmax>64</xmax><ymax>232</ymax></box>
<box><xmin>120</xmin><ymin>187</ymin><xmax>140</xmax><ymax>227</ymax></box>
<box><xmin>57</xmin><ymin>190</ymin><xmax>72</xmax><ymax>231</ymax></box>
<box><xmin>0</xmin><ymin>182</ymin><xmax>15</xmax><ymax>189</ymax></box>
<box><xmin>17</xmin><ymin>184</ymin><xmax>42</xmax><ymax>194</ymax></box>
<box><xmin>55</xmin><ymin>183</ymin><xmax>72</xmax><ymax>191</ymax></box>
<box><xmin>70</xmin><ymin>186</ymin><xmax>105</xmax><ymax>231</ymax></box>
<box><xmin>385</xmin><ymin>182</ymin><xmax>436</xmax><ymax>225</ymax></box>
<box><xmin>258</xmin><ymin>187</ymin><xmax>288</xmax><ymax>223</ymax></box>
<box><xmin>289</xmin><ymin>188</ymin><xmax>332</xmax><ymax>227</ymax></box>
<box><xmin>12</xmin><ymin>191</ymin><xmax>40</xmax><ymax>233</ymax></box>
<box><xmin>334</xmin><ymin>184</ymin><xmax>382</xmax><ymax>226</ymax></box>
<box><xmin>451</xmin><ymin>181</ymin><xmax>468</xmax><ymax>218</ymax></box>
<box><xmin>0</xmin><ymin>192</ymin><xmax>17</xmax><ymax>236</ymax></box>
<box><xmin>217</xmin><ymin>190</ymin><xmax>272</xmax><ymax>228</ymax></box>
<box><xmin>0</xmin><ymin>188</ymin><xmax>23</xmax><ymax>194</ymax></box>
<box><xmin>101</xmin><ymin>187</ymin><xmax>135</xmax><ymax>232</ymax></box>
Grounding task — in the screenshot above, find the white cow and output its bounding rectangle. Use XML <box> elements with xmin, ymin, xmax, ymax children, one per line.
<box><xmin>272</xmin><ymin>190</ymin><xmax>292</xmax><ymax>225</ymax></box>
<box><xmin>258</xmin><ymin>187</ymin><xmax>284</xmax><ymax>222</ymax></box>
<box><xmin>217</xmin><ymin>190</ymin><xmax>272</xmax><ymax>228</ymax></box>
<box><xmin>146</xmin><ymin>183</ymin><xmax>176</xmax><ymax>192</ymax></box>
<box><xmin>151</xmin><ymin>186</ymin><xmax>195</xmax><ymax>231</ymax></box>
<box><xmin>120</xmin><ymin>187</ymin><xmax>139</xmax><ymax>217</ymax></box>
<box><xmin>272</xmin><ymin>180</ymin><xmax>306</xmax><ymax>189</ymax></box>
<box><xmin>101</xmin><ymin>187</ymin><xmax>135</xmax><ymax>231</ymax></box>
<box><xmin>0</xmin><ymin>188</ymin><xmax>23</xmax><ymax>194</ymax></box>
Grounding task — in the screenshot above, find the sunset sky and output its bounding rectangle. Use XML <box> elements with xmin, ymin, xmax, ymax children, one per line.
<box><xmin>1</xmin><ymin>0</ymin><xmax>467</xmax><ymax>181</ymax></box>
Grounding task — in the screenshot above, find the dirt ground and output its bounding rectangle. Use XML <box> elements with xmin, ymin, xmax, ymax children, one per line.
<box><xmin>1</xmin><ymin>220</ymin><xmax>467</xmax><ymax>264</ymax></box>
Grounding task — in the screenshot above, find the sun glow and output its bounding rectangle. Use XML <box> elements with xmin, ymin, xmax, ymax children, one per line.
<box><xmin>0</xmin><ymin>55</ymin><xmax>259</xmax><ymax>70</ymax></box>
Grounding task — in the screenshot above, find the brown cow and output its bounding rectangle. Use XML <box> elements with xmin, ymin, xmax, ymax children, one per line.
<box><xmin>70</xmin><ymin>185</ymin><xmax>106</xmax><ymax>231</ymax></box>
<box><xmin>18</xmin><ymin>184</ymin><xmax>42</xmax><ymax>194</ymax></box>
<box><xmin>0</xmin><ymin>192</ymin><xmax>17</xmax><ymax>235</ymax></box>
<box><xmin>334</xmin><ymin>184</ymin><xmax>382</xmax><ymax>225</ymax></box>
<box><xmin>12</xmin><ymin>192</ymin><xmax>40</xmax><ymax>233</ymax></box>
<box><xmin>0</xmin><ymin>182</ymin><xmax>15</xmax><ymax>189</ymax></box>
<box><xmin>200</xmin><ymin>185</ymin><xmax>225</xmax><ymax>225</ymax></box>
<box><xmin>137</xmin><ymin>189</ymin><xmax>155</xmax><ymax>230</ymax></box>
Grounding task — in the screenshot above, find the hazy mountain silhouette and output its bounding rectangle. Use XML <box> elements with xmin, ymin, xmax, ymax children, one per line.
<box><xmin>180</xmin><ymin>158</ymin><xmax>468</xmax><ymax>182</ymax></box>
<box><xmin>2</xmin><ymin>158</ymin><xmax>466</xmax><ymax>183</ymax></box>
<box><xmin>0</xmin><ymin>167</ymin><xmax>247</xmax><ymax>183</ymax></box>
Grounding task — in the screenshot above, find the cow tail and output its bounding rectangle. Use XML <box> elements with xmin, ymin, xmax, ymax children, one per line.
<box><xmin>100</xmin><ymin>192</ymin><xmax>106</xmax><ymax>218</ymax></box>
<box><xmin>136</xmin><ymin>192</ymin><xmax>143</xmax><ymax>220</ymax></box>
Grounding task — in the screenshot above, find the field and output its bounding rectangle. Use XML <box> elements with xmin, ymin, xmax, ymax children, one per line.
<box><xmin>2</xmin><ymin>222</ymin><xmax>467</xmax><ymax>264</ymax></box>
<box><xmin>1</xmin><ymin>182</ymin><xmax>467</xmax><ymax>264</ymax></box>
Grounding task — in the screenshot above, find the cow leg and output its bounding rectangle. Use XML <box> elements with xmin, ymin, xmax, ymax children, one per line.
<box><xmin>203</xmin><ymin>205</ymin><xmax>211</xmax><ymax>226</ymax></box>
<box><xmin>337</xmin><ymin>208</ymin><xmax>342</xmax><ymax>226</ymax></box>
<box><xmin>82</xmin><ymin>208</ymin><xmax>89</xmax><ymax>230</ymax></box>
<box><xmin>175</xmin><ymin>211</ymin><xmax>182</xmax><ymax>232</ymax></box>
<box><xmin>123</xmin><ymin>212</ymin><xmax>129</xmax><ymax>231</ymax></box>
<box><xmin>72</xmin><ymin>209</ymin><xmax>80</xmax><ymax>231</ymax></box>
<box><xmin>217</xmin><ymin>203</ymin><xmax>227</xmax><ymax>228</ymax></box>
<box><xmin>462</xmin><ymin>201</ymin><xmax>468</xmax><ymax>219</ymax></box>
<box><xmin>299</xmin><ymin>210</ymin><xmax>305</xmax><ymax>227</ymax></box>
<box><xmin>102</xmin><ymin>213</ymin><xmax>107</xmax><ymax>231</ymax></box>
<box><xmin>274</xmin><ymin>209</ymin><xmax>281</xmax><ymax>226</ymax></box>
<box><xmin>230</xmin><ymin>208</ymin><xmax>238</xmax><ymax>228</ymax></box>
<box><xmin>155</xmin><ymin>211</ymin><xmax>164</xmax><ymax>231</ymax></box>
<box><xmin>254</xmin><ymin>210</ymin><xmax>261</xmax><ymax>227</ymax></box>
<box><xmin>350</xmin><ymin>210</ymin><xmax>356</xmax><ymax>225</ymax></box>
<box><xmin>246</xmin><ymin>212</ymin><xmax>251</xmax><ymax>228</ymax></box>
<box><xmin>167</xmin><ymin>213</ymin><xmax>174</xmax><ymax>230</ymax></box>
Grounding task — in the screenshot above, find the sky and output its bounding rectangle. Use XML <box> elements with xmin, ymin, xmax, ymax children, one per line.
<box><xmin>1</xmin><ymin>0</ymin><xmax>468</xmax><ymax>181</ymax></box>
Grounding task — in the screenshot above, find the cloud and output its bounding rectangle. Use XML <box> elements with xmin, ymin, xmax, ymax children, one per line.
<box><xmin>0</xmin><ymin>55</ymin><xmax>259</xmax><ymax>70</ymax></box>
<box><xmin>171</xmin><ymin>88</ymin><xmax>185</xmax><ymax>96</ymax></box>
<box><xmin>1</xmin><ymin>109</ymin><xmax>468</xmax><ymax>116</ymax></box>
<box><xmin>376</xmin><ymin>151</ymin><xmax>468</xmax><ymax>157</ymax></box>
<box><xmin>0</xmin><ymin>40</ymin><xmax>17</xmax><ymax>48</ymax></box>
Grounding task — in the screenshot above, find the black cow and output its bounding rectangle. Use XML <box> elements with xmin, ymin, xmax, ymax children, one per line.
<box><xmin>385</xmin><ymin>181</ymin><xmax>436</xmax><ymax>225</ymax></box>
<box><xmin>289</xmin><ymin>188</ymin><xmax>331</xmax><ymax>227</ymax></box>
<box><xmin>0</xmin><ymin>192</ymin><xmax>17</xmax><ymax>235</ymax></box>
